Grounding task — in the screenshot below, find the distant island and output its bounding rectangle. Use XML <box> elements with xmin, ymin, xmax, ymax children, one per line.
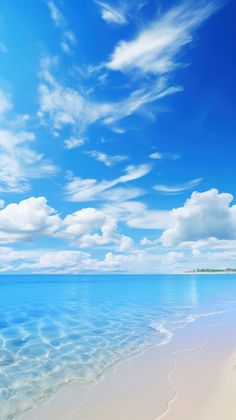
<box><xmin>187</xmin><ymin>268</ymin><xmax>236</xmax><ymax>273</ymax></box>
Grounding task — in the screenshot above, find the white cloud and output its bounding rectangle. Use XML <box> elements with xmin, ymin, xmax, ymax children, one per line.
<box><xmin>127</xmin><ymin>209</ymin><xmax>171</xmax><ymax>229</ymax></box>
<box><xmin>0</xmin><ymin>197</ymin><xmax>61</xmax><ymax>243</ymax></box>
<box><xmin>111</xmin><ymin>126</ymin><xmax>125</xmax><ymax>134</ymax></box>
<box><xmin>17</xmin><ymin>250</ymin><xmax>91</xmax><ymax>274</ymax></box>
<box><xmin>107</xmin><ymin>1</ymin><xmax>219</xmax><ymax>75</ymax></box>
<box><xmin>85</xmin><ymin>150</ymin><xmax>128</xmax><ymax>166</ymax></box>
<box><xmin>149</xmin><ymin>151</ymin><xmax>180</xmax><ymax>160</ymax></box>
<box><xmin>0</xmin><ymin>128</ymin><xmax>57</xmax><ymax>192</ymax></box>
<box><xmin>0</xmin><ymin>246</ymin><xmax>89</xmax><ymax>273</ymax></box>
<box><xmin>61</xmin><ymin>32</ymin><xmax>77</xmax><ymax>54</ymax></box>
<box><xmin>149</xmin><ymin>151</ymin><xmax>163</xmax><ymax>160</ymax></box>
<box><xmin>38</xmin><ymin>65</ymin><xmax>108</xmax><ymax>131</ymax></box>
<box><xmin>180</xmin><ymin>238</ymin><xmax>236</xmax><ymax>253</ymax></box>
<box><xmin>0</xmin><ymin>196</ymin><xmax>133</xmax><ymax>251</ymax></box>
<box><xmin>95</xmin><ymin>1</ymin><xmax>128</xmax><ymax>25</ymax></box>
<box><xmin>102</xmin><ymin>187</ymin><xmax>145</xmax><ymax>202</ymax></box>
<box><xmin>103</xmin><ymin>199</ymin><xmax>172</xmax><ymax>230</ymax></box>
<box><xmin>64</xmin><ymin>31</ymin><xmax>76</xmax><ymax>44</ymax></box>
<box><xmin>38</xmin><ymin>61</ymin><xmax>181</xmax><ymax>133</ymax></box>
<box><xmin>63</xmin><ymin>207</ymin><xmax>132</xmax><ymax>250</ymax></box>
<box><xmin>64</xmin><ymin>137</ymin><xmax>86</xmax><ymax>149</ymax></box>
<box><xmin>0</xmin><ymin>87</ymin><xmax>57</xmax><ymax>192</ymax></box>
<box><xmin>65</xmin><ymin>163</ymin><xmax>151</xmax><ymax>202</ymax></box>
<box><xmin>154</xmin><ymin>178</ymin><xmax>203</xmax><ymax>194</ymax></box>
<box><xmin>47</xmin><ymin>1</ymin><xmax>64</xmax><ymax>26</ymax></box>
<box><xmin>1</xmin><ymin>188</ymin><xmax>235</xmax><ymax>272</ymax></box>
<box><xmin>140</xmin><ymin>237</ymin><xmax>159</xmax><ymax>246</ymax></box>
<box><xmin>1</xmin><ymin>243</ymin><xmax>236</xmax><ymax>274</ymax></box>
<box><xmin>61</xmin><ymin>42</ymin><xmax>71</xmax><ymax>54</ymax></box>
<box><xmin>161</xmin><ymin>189</ymin><xmax>236</xmax><ymax>246</ymax></box>
<box><xmin>89</xmin><ymin>250</ymin><xmax>184</xmax><ymax>273</ymax></box>
<box><xmin>101</xmin><ymin>79</ymin><xmax>182</xmax><ymax>126</ymax></box>
<box><xmin>0</xmin><ymin>89</ymin><xmax>12</xmax><ymax>116</ymax></box>
<box><xmin>46</xmin><ymin>2</ymin><xmax>77</xmax><ymax>54</ymax></box>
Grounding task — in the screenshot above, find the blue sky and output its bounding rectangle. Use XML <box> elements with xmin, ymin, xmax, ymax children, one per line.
<box><xmin>0</xmin><ymin>0</ymin><xmax>235</xmax><ymax>273</ymax></box>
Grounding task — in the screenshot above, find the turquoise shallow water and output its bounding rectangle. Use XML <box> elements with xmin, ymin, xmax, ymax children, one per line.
<box><xmin>1</xmin><ymin>274</ymin><xmax>236</xmax><ymax>419</ymax></box>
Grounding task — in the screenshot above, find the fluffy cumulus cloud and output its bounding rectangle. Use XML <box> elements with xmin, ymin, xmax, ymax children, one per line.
<box><xmin>0</xmin><ymin>197</ymin><xmax>61</xmax><ymax>243</ymax></box>
<box><xmin>161</xmin><ymin>189</ymin><xmax>236</xmax><ymax>246</ymax></box>
<box><xmin>2</xmin><ymin>243</ymin><xmax>236</xmax><ymax>274</ymax></box>
<box><xmin>0</xmin><ymin>247</ymin><xmax>97</xmax><ymax>274</ymax></box>
<box><xmin>1</xmin><ymin>189</ymin><xmax>236</xmax><ymax>273</ymax></box>
<box><xmin>18</xmin><ymin>250</ymin><xmax>91</xmax><ymax>273</ymax></box>
<box><xmin>63</xmin><ymin>207</ymin><xmax>133</xmax><ymax>250</ymax></box>
<box><xmin>0</xmin><ymin>196</ymin><xmax>132</xmax><ymax>251</ymax></box>
<box><xmin>2</xmin><ymin>248</ymin><xmax>179</xmax><ymax>274</ymax></box>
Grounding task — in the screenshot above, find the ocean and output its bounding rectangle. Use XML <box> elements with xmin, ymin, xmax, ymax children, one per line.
<box><xmin>0</xmin><ymin>274</ymin><xmax>236</xmax><ymax>419</ymax></box>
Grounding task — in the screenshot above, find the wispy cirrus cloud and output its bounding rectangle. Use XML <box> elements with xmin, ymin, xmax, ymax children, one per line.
<box><xmin>40</xmin><ymin>1</ymin><xmax>221</xmax><ymax>138</ymax></box>
<box><xmin>107</xmin><ymin>1</ymin><xmax>220</xmax><ymax>75</ymax></box>
<box><xmin>46</xmin><ymin>1</ymin><xmax>77</xmax><ymax>54</ymax></box>
<box><xmin>38</xmin><ymin>58</ymin><xmax>181</xmax><ymax>133</ymax></box>
<box><xmin>0</xmin><ymin>88</ymin><xmax>57</xmax><ymax>192</ymax></box>
<box><xmin>149</xmin><ymin>151</ymin><xmax>180</xmax><ymax>160</ymax></box>
<box><xmin>154</xmin><ymin>178</ymin><xmax>203</xmax><ymax>194</ymax></box>
<box><xmin>0</xmin><ymin>129</ymin><xmax>57</xmax><ymax>192</ymax></box>
<box><xmin>65</xmin><ymin>163</ymin><xmax>151</xmax><ymax>202</ymax></box>
<box><xmin>0</xmin><ymin>89</ymin><xmax>12</xmax><ymax>116</ymax></box>
<box><xmin>47</xmin><ymin>1</ymin><xmax>64</xmax><ymax>26</ymax></box>
<box><xmin>85</xmin><ymin>150</ymin><xmax>128</xmax><ymax>166</ymax></box>
<box><xmin>94</xmin><ymin>0</ymin><xmax>149</xmax><ymax>26</ymax></box>
<box><xmin>95</xmin><ymin>1</ymin><xmax>128</xmax><ymax>25</ymax></box>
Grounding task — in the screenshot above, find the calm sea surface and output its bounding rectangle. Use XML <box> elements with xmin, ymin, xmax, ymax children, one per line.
<box><xmin>0</xmin><ymin>274</ymin><xmax>236</xmax><ymax>419</ymax></box>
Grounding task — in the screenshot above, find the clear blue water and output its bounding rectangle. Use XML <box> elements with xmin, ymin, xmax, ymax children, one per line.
<box><xmin>1</xmin><ymin>274</ymin><xmax>236</xmax><ymax>419</ymax></box>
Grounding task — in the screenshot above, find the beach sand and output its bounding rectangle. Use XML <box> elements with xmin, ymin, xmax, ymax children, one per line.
<box><xmin>200</xmin><ymin>352</ymin><xmax>236</xmax><ymax>420</ymax></box>
<box><xmin>21</xmin><ymin>309</ymin><xmax>236</xmax><ymax>420</ymax></box>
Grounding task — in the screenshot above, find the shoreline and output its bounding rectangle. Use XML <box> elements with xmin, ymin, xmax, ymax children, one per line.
<box><xmin>21</xmin><ymin>307</ymin><xmax>236</xmax><ymax>420</ymax></box>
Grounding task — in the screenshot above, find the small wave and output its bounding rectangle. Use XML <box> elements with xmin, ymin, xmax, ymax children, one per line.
<box><xmin>150</xmin><ymin>309</ymin><xmax>228</xmax><ymax>347</ymax></box>
<box><xmin>150</xmin><ymin>322</ymin><xmax>173</xmax><ymax>346</ymax></box>
<box><xmin>182</xmin><ymin>309</ymin><xmax>228</xmax><ymax>325</ymax></box>
<box><xmin>170</xmin><ymin>309</ymin><xmax>229</xmax><ymax>333</ymax></box>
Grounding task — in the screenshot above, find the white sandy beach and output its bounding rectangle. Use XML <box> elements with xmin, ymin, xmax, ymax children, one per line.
<box><xmin>21</xmin><ymin>307</ymin><xmax>236</xmax><ymax>420</ymax></box>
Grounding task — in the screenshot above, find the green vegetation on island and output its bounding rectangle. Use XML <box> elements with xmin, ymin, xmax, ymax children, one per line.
<box><xmin>188</xmin><ymin>268</ymin><xmax>236</xmax><ymax>273</ymax></box>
